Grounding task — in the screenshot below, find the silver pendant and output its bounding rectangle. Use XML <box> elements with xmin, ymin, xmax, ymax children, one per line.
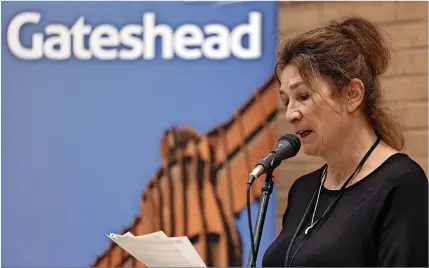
<box><xmin>304</xmin><ymin>225</ymin><xmax>313</xmax><ymax>235</ymax></box>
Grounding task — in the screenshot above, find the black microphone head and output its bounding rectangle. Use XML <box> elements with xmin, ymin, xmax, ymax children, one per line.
<box><xmin>274</xmin><ymin>134</ymin><xmax>301</xmax><ymax>160</ymax></box>
<box><xmin>253</xmin><ymin>133</ymin><xmax>301</xmax><ymax>176</ymax></box>
<box><xmin>278</xmin><ymin>134</ymin><xmax>301</xmax><ymax>155</ymax></box>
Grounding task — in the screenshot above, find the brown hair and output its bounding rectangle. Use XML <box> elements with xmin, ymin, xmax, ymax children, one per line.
<box><xmin>275</xmin><ymin>17</ymin><xmax>405</xmax><ymax>151</ymax></box>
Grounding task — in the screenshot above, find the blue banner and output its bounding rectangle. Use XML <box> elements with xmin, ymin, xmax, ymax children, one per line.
<box><xmin>2</xmin><ymin>2</ymin><xmax>278</xmax><ymax>267</ymax></box>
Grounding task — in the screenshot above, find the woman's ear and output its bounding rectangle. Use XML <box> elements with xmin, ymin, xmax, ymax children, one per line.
<box><xmin>346</xmin><ymin>78</ymin><xmax>365</xmax><ymax>113</ymax></box>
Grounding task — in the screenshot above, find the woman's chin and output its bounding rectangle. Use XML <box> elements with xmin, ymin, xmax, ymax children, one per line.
<box><xmin>302</xmin><ymin>144</ymin><xmax>319</xmax><ymax>157</ymax></box>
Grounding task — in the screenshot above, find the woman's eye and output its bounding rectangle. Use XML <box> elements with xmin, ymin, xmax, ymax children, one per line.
<box><xmin>284</xmin><ymin>100</ymin><xmax>290</xmax><ymax>107</ymax></box>
<box><xmin>299</xmin><ymin>94</ymin><xmax>310</xmax><ymax>102</ymax></box>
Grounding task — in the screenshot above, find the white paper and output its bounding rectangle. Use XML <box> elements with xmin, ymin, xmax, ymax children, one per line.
<box><xmin>107</xmin><ymin>231</ymin><xmax>206</xmax><ymax>267</ymax></box>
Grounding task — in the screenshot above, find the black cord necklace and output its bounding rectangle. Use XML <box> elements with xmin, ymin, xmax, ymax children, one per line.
<box><xmin>284</xmin><ymin>136</ymin><xmax>381</xmax><ymax>267</ymax></box>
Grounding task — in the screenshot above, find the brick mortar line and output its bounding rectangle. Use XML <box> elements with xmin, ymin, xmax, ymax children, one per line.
<box><xmin>391</xmin><ymin>46</ymin><xmax>429</xmax><ymax>52</ymax></box>
<box><xmin>278</xmin><ymin>2</ymin><xmax>428</xmax><ymax>10</ymax></box>
<box><xmin>378</xmin><ymin>72</ymin><xmax>428</xmax><ymax>79</ymax></box>
<box><xmin>381</xmin><ymin>73</ymin><xmax>429</xmax><ymax>79</ymax></box>
<box><xmin>277</xmin><ymin>101</ymin><xmax>428</xmax><ymax>114</ymax></box>
<box><xmin>405</xmin><ymin>126</ymin><xmax>429</xmax><ymax>131</ymax></box>
<box><xmin>279</xmin><ymin>2</ymin><xmax>324</xmax><ymax>7</ymax></box>
<box><xmin>393</xmin><ymin>100</ymin><xmax>428</xmax><ymax>106</ymax></box>
<box><xmin>276</xmin><ymin>34</ymin><xmax>428</xmax><ymax>51</ymax></box>
<box><xmin>376</xmin><ymin>19</ymin><xmax>429</xmax><ymax>27</ymax></box>
<box><xmin>404</xmin><ymin>128</ymin><xmax>429</xmax><ymax>134</ymax></box>
<box><xmin>388</xmin><ymin>101</ymin><xmax>428</xmax><ymax>106</ymax></box>
<box><xmin>277</xmin><ymin>19</ymin><xmax>428</xmax><ymax>32</ymax></box>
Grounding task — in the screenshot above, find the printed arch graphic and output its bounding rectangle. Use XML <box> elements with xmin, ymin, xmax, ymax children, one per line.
<box><xmin>93</xmin><ymin>75</ymin><xmax>279</xmax><ymax>267</ymax></box>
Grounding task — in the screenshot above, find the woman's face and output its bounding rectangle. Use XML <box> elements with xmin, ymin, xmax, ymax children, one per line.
<box><xmin>279</xmin><ymin>64</ymin><xmax>348</xmax><ymax>157</ymax></box>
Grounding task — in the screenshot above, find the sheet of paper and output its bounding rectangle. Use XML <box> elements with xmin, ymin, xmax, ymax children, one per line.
<box><xmin>134</xmin><ymin>231</ymin><xmax>169</xmax><ymax>240</ymax></box>
<box><xmin>109</xmin><ymin>230</ymin><xmax>168</xmax><ymax>239</ymax></box>
<box><xmin>107</xmin><ymin>232</ymin><xmax>206</xmax><ymax>267</ymax></box>
<box><xmin>108</xmin><ymin>231</ymin><xmax>168</xmax><ymax>241</ymax></box>
<box><xmin>167</xmin><ymin>237</ymin><xmax>206</xmax><ymax>266</ymax></box>
<box><xmin>122</xmin><ymin>232</ymin><xmax>134</xmax><ymax>237</ymax></box>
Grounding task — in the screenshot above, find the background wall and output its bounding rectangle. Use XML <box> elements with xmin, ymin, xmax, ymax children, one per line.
<box><xmin>274</xmin><ymin>1</ymin><xmax>428</xmax><ymax>232</ymax></box>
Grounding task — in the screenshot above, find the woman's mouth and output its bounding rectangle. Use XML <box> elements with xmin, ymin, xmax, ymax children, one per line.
<box><xmin>296</xmin><ymin>130</ymin><xmax>313</xmax><ymax>138</ymax></box>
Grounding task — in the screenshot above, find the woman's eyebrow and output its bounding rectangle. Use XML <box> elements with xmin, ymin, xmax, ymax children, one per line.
<box><xmin>289</xmin><ymin>81</ymin><xmax>304</xmax><ymax>90</ymax></box>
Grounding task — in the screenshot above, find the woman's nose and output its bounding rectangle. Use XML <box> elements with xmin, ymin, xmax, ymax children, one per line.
<box><xmin>285</xmin><ymin>108</ymin><xmax>301</xmax><ymax>124</ymax></box>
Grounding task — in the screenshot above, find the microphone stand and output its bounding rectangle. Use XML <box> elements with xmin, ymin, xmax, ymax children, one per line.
<box><xmin>246</xmin><ymin>169</ymin><xmax>274</xmax><ymax>267</ymax></box>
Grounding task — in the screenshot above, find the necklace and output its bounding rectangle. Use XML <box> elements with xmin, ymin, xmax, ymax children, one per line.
<box><xmin>284</xmin><ymin>136</ymin><xmax>381</xmax><ymax>267</ymax></box>
<box><xmin>305</xmin><ymin>166</ymin><xmax>327</xmax><ymax>235</ymax></box>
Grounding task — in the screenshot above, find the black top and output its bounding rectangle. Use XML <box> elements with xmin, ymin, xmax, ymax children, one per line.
<box><xmin>262</xmin><ymin>153</ymin><xmax>428</xmax><ymax>267</ymax></box>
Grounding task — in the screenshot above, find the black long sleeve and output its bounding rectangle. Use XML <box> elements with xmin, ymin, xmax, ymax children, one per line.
<box><xmin>262</xmin><ymin>153</ymin><xmax>428</xmax><ymax>267</ymax></box>
<box><xmin>374</xmin><ymin>169</ymin><xmax>428</xmax><ymax>266</ymax></box>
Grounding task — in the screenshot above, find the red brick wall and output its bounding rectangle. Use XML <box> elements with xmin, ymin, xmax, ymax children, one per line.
<box><xmin>275</xmin><ymin>1</ymin><xmax>428</xmax><ymax>232</ymax></box>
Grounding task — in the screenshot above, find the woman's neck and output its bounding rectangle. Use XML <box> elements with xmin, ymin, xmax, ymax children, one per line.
<box><xmin>322</xmin><ymin>121</ymin><xmax>378</xmax><ymax>190</ymax></box>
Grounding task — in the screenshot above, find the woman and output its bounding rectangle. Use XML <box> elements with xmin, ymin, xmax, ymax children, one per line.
<box><xmin>262</xmin><ymin>17</ymin><xmax>428</xmax><ymax>267</ymax></box>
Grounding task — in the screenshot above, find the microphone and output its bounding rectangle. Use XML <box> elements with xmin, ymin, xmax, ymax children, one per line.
<box><xmin>246</xmin><ymin>134</ymin><xmax>301</xmax><ymax>267</ymax></box>
<box><xmin>247</xmin><ymin>134</ymin><xmax>301</xmax><ymax>185</ymax></box>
